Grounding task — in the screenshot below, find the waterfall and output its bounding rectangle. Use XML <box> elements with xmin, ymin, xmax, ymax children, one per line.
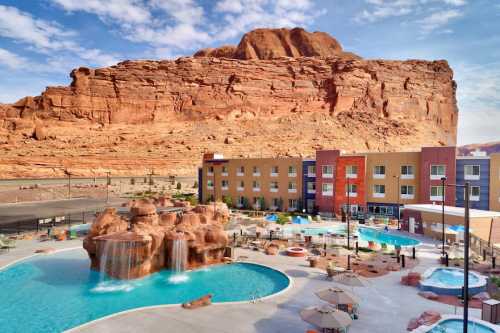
<box><xmin>168</xmin><ymin>238</ymin><xmax>189</xmax><ymax>283</ymax></box>
<box><xmin>92</xmin><ymin>240</ymin><xmax>136</xmax><ymax>293</ymax></box>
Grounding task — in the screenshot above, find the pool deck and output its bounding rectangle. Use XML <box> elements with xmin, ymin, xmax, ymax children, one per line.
<box><xmin>0</xmin><ymin>235</ymin><xmax>487</xmax><ymax>333</ymax></box>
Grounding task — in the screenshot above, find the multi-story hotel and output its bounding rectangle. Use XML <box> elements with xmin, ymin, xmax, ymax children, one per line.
<box><xmin>199</xmin><ymin>148</ymin><xmax>500</xmax><ymax>218</ymax></box>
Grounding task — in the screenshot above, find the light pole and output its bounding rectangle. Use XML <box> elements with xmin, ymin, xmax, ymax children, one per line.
<box><xmin>441</xmin><ymin>177</ymin><xmax>447</xmax><ymax>257</ymax></box>
<box><xmin>106</xmin><ymin>171</ymin><xmax>111</xmax><ymax>203</ymax></box>
<box><xmin>346</xmin><ymin>176</ymin><xmax>351</xmax><ymax>250</ymax></box>
<box><xmin>66</xmin><ymin>170</ymin><xmax>71</xmax><ymax>199</ymax></box>
<box><xmin>394</xmin><ymin>175</ymin><xmax>400</xmax><ymax>230</ymax></box>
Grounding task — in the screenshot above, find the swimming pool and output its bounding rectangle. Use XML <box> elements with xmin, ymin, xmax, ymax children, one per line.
<box><xmin>283</xmin><ymin>225</ymin><xmax>347</xmax><ymax>236</ymax></box>
<box><xmin>419</xmin><ymin>267</ymin><xmax>487</xmax><ymax>296</ymax></box>
<box><xmin>0</xmin><ymin>249</ymin><xmax>290</xmax><ymax>333</ymax></box>
<box><xmin>358</xmin><ymin>227</ymin><xmax>420</xmax><ymax>247</ymax></box>
<box><xmin>427</xmin><ymin>319</ymin><xmax>496</xmax><ymax>333</ymax></box>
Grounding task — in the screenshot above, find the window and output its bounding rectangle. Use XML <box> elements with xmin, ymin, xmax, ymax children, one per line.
<box><xmin>288</xmin><ymin>181</ymin><xmax>297</xmax><ymax>193</ymax></box>
<box><xmin>252</xmin><ymin>180</ymin><xmax>260</xmax><ymax>191</ymax></box>
<box><xmin>464</xmin><ymin>165</ymin><xmax>480</xmax><ymax>180</ymax></box>
<box><xmin>373</xmin><ymin>184</ymin><xmax>385</xmax><ymax>196</ymax></box>
<box><xmin>207</xmin><ymin>179</ymin><xmax>214</xmax><ymax>188</ymax></box>
<box><xmin>307</xmin><ymin>165</ymin><xmax>316</xmax><ymax>176</ymax></box>
<box><xmin>307</xmin><ymin>182</ymin><xmax>316</xmax><ymax>193</ymax></box>
<box><xmin>401</xmin><ymin>165</ymin><xmax>414</xmax><ymax>178</ymax></box>
<box><xmin>306</xmin><ymin>199</ymin><xmax>315</xmax><ymax>212</ymax></box>
<box><xmin>430</xmin><ymin>165</ymin><xmax>446</xmax><ymax>179</ymax></box>
<box><xmin>237</xmin><ymin>196</ymin><xmax>244</xmax><ymax>207</ymax></box>
<box><xmin>271</xmin><ymin>166</ymin><xmax>279</xmax><ymax>176</ymax></box>
<box><xmin>288</xmin><ymin>199</ymin><xmax>298</xmax><ymax>211</ymax></box>
<box><xmin>430</xmin><ymin>186</ymin><xmax>444</xmax><ymax>200</ymax></box>
<box><xmin>346</xmin><ymin>165</ymin><xmax>358</xmax><ymax>178</ymax></box>
<box><xmin>401</xmin><ymin>185</ymin><xmax>415</xmax><ymax>199</ymax></box>
<box><xmin>221</xmin><ymin>165</ymin><xmax>228</xmax><ymax>176</ymax></box>
<box><xmin>270</xmin><ymin>181</ymin><xmax>279</xmax><ymax>192</ymax></box>
<box><xmin>322</xmin><ymin>165</ymin><xmax>333</xmax><ymax>178</ymax></box>
<box><xmin>346</xmin><ymin>183</ymin><xmax>357</xmax><ymax>195</ymax></box>
<box><xmin>253</xmin><ymin>166</ymin><xmax>260</xmax><ymax>176</ymax></box>
<box><xmin>465</xmin><ymin>186</ymin><xmax>480</xmax><ymax>201</ymax></box>
<box><xmin>237</xmin><ymin>180</ymin><xmax>244</xmax><ymax>191</ymax></box>
<box><xmin>288</xmin><ymin>166</ymin><xmax>297</xmax><ymax>177</ymax></box>
<box><xmin>221</xmin><ymin>180</ymin><xmax>229</xmax><ymax>189</ymax></box>
<box><xmin>322</xmin><ymin>183</ymin><xmax>333</xmax><ymax>196</ymax></box>
<box><xmin>271</xmin><ymin>198</ymin><xmax>280</xmax><ymax>209</ymax></box>
<box><xmin>237</xmin><ymin>166</ymin><xmax>245</xmax><ymax>176</ymax></box>
<box><xmin>373</xmin><ymin>165</ymin><xmax>386</xmax><ymax>178</ymax></box>
<box><xmin>368</xmin><ymin>205</ymin><xmax>394</xmax><ymax>216</ymax></box>
<box><xmin>207</xmin><ymin>166</ymin><xmax>214</xmax><ymax>175</ymax></box>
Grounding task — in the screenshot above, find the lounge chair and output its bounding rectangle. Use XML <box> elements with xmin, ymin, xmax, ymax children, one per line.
<box><xmin>0</xmin><ymin>236</ymin><xmax>16</xmax><ymax>252</ymax></box>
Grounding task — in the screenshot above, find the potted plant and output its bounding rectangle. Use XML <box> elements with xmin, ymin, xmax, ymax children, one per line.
<box><xmin>308</xmin><ymin>256</ymin><xmax>319</xmax><ymax>268</ymax></box>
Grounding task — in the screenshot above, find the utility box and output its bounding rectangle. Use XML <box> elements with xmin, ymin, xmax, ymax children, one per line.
<box><xmin>482</xmin><ymin>299</ymin><xmax>500</xmax><ymax>324</ymax></box>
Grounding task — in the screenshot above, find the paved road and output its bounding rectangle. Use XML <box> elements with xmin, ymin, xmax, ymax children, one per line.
<box><xmin>0</xmin><ymin>198</ymin><xmax>126</xmax><ymax>224</ymax></box>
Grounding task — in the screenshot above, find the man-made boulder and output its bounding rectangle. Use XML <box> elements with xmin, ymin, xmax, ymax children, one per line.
<box><xmin>418</xmin><ymin>291</ymin><xmax>439</xmax><ymax>300</ymax></box>
<box><xmin>407</xmin><ymin>311</ymin><xmax>441</xmax><ymax>331</ymax></box>
<box><xmin>401</xmin><ymin>272</ymin><xmax>421</xmax><ymax>286</ymax></box>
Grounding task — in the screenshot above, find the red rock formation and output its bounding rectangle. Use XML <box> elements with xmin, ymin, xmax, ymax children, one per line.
<box><xmin>0</xmin><ymin>27</ymin><xmax>458</xmax><ymax>178</ymax></box>
<box><xmin>83</xmin><ymin>199</ymin><xmax>229</xmax><ymax>279</ymax></box>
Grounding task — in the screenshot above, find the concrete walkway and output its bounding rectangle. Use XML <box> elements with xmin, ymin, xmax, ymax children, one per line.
<box><xmin>0</xmin><ymin>238</ymin><xmax>484</xmax><ymax>333</ymax></box>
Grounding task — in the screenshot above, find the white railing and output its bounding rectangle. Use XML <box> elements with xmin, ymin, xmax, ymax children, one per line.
<box><xmin>346</xmin><ymin>192</ymin><xmax>358</xmax><ymax>197</ymax></box>
<box><xmin>307</xmin><ymin>172</ymin><xmax>316</xmax><ymax>177</ymax></box>
<box><xmin>401</xmin><ymin>174</ymin><xmax>414</xmax><ymax>180</ymax></box>
<box><xmin>322</xmin><ymin>174</ymin><xmax>333</xmax><ymax>179</ymax></box>
<box><xmin>270</xmin><ymin>172</ymin><xmax>279</xmax><ymax>177</ymax></box>
<box><xmin>288</xmin><ymin>172</ymin><xmax>297</xmax><ymax>177</ymax></box>
<box><xmin>401</xmin><ymin>194</ymin><xmax>414</xmax><ymax>200</ymax></box>
<box><xmin>237</xmin><ymin>171</ymin><xmax>244</xmax><ymax>176</ymax></box>
<box><xmin>253</xmin><ymin>187</ymin><xmax>260</xmax><ymax>192</ymax></box>
<box><xmin>237</xmin><ymin>187</ymin><xmax>244</xmax><ymax>192</ymax></box>
<box><xmin>430</xmin><ymin>174</ymin><xmax>445</xmax><ymax>180</ymax></box>
<box><xmin>307</xmin><ymin>189</ymin><xmax>316</xmax><ymax>194</ymax></box>
<box><xmin>253</xmin><ymin>172</ymin><xmax>261</xmax><ymax>176</ymax></box>
<box><xmin>346</xmin><ymin>173</ymin><xmax>357</xmax><ymax>179</ymax></box>
<box><xmin>270</xmin><ymin>188</ymin><xmax>279</xmax><ymax>193</ymax></box>
<box><xmin>373</xmin><ymin>193</ymin><xmax>385</xmax><ymax>198</ymax></box>
<box><xmin>465</xmin><ymin>174</ymin><xmax>480</xmax><ymax>181</ymax></box>
<box><xmin>430</xmin><ymin>195</ymin><xmax>443</xmax><ymax>201</ymax></box>
<box><xmin>322</xmin><ymin>191</ymin><xmax>333</xmax><ymax>196</ymax></box>
<box><xmin>373</xmin><ymin>174</ymin><xmax>385</xmax><ymax>179</ymax></box>
<box><xmin>288</xmin><ymin>188</ymin><xmax>297</xmax><ymax>193</ymax></box>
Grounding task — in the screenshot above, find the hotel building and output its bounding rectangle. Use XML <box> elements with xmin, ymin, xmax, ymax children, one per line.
<box><xmin>199</xmin><ymin>149</ymin><xmax>500</xmax><ymax>219</ymax></box>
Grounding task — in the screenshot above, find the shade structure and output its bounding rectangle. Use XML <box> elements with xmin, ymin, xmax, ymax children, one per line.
<box><xmin>315</xmin><ymin>287</ymin><xmax>360</xmax><ymax>305</ymax></box>
<box><xmin>300</xmin><ymin>305</ymin><xmax>352</xmax><ymax>330</ymax></box>
<box><xmin>333</xmin><ymin>272</ymin><xmax>368</xmax><ymax>288</ymax></box>
<box><xmin>264</xmin><ymin>214</ymin><xmax>278</xmax><ymax>222</ymax></box>
<box><xmin>293</xmin><ymin>216</ymin><xmax>310</xmax><ymax>225</ymax></box>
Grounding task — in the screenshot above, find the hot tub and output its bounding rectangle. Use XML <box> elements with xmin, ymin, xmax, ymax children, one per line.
<box><xmin>286</xmin><ymin>247</ymin><xmax>307</xmax><ymax>257</ymax></box>
<box><xmin>419</xmin><ymin>267</ymin><xmax>487</xmax><ymax>296</ymax></box>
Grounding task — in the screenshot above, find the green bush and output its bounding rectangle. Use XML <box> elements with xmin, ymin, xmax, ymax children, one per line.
<box><xmin>491</xmin><ymin>276</ymin><xmax>500</xmax><ymax>288</ymax></box>
<box><xmin>276</xmin><ymin>213</ymin><xmax>289</xmax><ymax>225</ymax></box>
<box><xmin>222</xmin><ymin>196</ymin><xmax>233</xmax><ymax>207</ymax></box>
<box><xmin>193</xmin><ymin>181</ymin><xmax>198</xmax><ymax>188</ymax></box>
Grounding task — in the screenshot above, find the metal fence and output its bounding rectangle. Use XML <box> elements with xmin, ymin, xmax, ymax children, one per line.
<box><xmin>470</xmin><ymin>233</ymin><xmax>499</xmax><ymax>260</ymax></box>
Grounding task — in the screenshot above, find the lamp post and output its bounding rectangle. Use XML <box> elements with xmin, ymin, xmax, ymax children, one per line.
<box><xmin>106</xmin><ymin>171</ymin><xmax>111</xmax><ymax>204</ymax></box>
<box><xmin>346</xmin><ymin>176</ymin><xmax>351</xmax><ymax>250</ymax></box>
<box><xmin>441</xmin><ymin>177</ymin><xmax>447</xmax><ymax>257</ymax></box>
<box><xmin>66</xmin><ymin>170</ymin><xmax>71</xmax><ymax>199</ymax></box>
<box><xmin>394</xmin><ymin>175</ymin><xmax>400</xmax><ymax>230</ymax></box>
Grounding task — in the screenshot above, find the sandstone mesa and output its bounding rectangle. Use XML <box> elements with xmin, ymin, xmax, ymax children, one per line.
<box><xmin>0</xmin><ymin>27</ymin><xmax>458</xmax><ymax>178</ymax></box>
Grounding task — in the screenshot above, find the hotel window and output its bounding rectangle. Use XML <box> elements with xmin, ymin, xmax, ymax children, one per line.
<box><xmin>271</xmin><ymin>166</ymin><xmax>279</xmax><ymax>176</ymax></box>
<box><xmin>373</xmin><ymin>165</ymin><xmax>386</xmax><ymax>178</ymax></box>
<box><xmin>430</xmin><ymin>165</ymin><xmax>446</xmax><ymax>179</ymax></box>
<box><xmin>271</xmin><ymin>198</ymin><xmax>280</xmax><ymax>209</ymax></box>
<box><xmin>253</xmin><ymin>166</ymin><xmax>260</xmax><ymax>176</ymax></box>
<box><xmin>401</xmin><ymin>165</ymin><xmax>414</xmax><ymax>179</ymax></box>
<box><xmin>373</xmin><ymin>184</ymin><xmax>385</xmax><ymax>197</ymax></box>
<box><xmin>221</xmin><ymin>165</ymin><xmax>228</xmax><ymax>176</ymax></box>
<box><xmin>288</xmin><ymin>199</ymin><xmax>298</xmax><ymax>211</ymax></box>
<box><xmin>430</xmin><ymin>186</ymin><xmax>444</xmax><ymax>200</ymax></box>
<box><xmin>464</xmin><ymin>186</ymin><xmax>480</xmax><ymax>201</ymax></box>
<box><xmin>464</xmin><ymin>165</ymin><xmax>480</xmax><ymax>180</ymax></box>
<box><xmin>322</xmin><ymin>165</ymin><xmax>333</xmax><ymax>178</ymax></box>
<box><xmin>252</xmin><ymin>180</ymin><xmax>260</xmax><ymax>191</ymax></box>
<box><xmin>307</xmin><ymin>165</ymin><xmax>316</xmax><ymax>176</ymax></box>
<box><xmin>207</xmin><ymin>179</ymin><xmax>214</xmax><ymax>189</ymax></box>
<box><xmin>307</xmin><ymin>181</ymin><xmax>316</xmax><ymax>193</ymax></box>
<box><xmin>401</xmin><ymin>185</ymin><xmax>415</xmax><ymax>197</ymax></box>
<box><xmin>270</xmin><ymin>181</ymin><xmax>279</xmax><ymax>192</ymax></box>
<box><xmin>237</xmin><ymin>196</ymin><xmax>244</xmax><ymax>207</ymax></box>
<box><xmin>346</xmin><ymin>165</ymin><xmax>358</xmax><ymax>178</ymax></box>
<box><xmin>346</xmin><ymin>183</ymin><xmax>357</xmax><ymax>195</ymax></box>
<box><xmin>221</xmin><ymin>180</ymin><xmax>229</xmax><ymax>190</ymax></box>
<box><xmin>237</xmin><ymin>180</ymin><xmax>244</xmax><ymax>191</ymax></box>
<box><xmin>288</xmin><ymin>166</ymin><xmax>297</xmax><ymax>177</ymax></box>
<box><xmin>288</xmin><ymin>181</ymin><xmax>297</xmax><ymax>193</ymax></box>
<box><xmin>322</xmin><ymin>183</ymin><xmax>333</xmax><ymax>196</ymax></box>
<box><xmin>207</xmin><ymin>166</ymin><xmax>214</xmax><ymax>176</ymax></box>
<box><xmin>237</xmin><ymin>166</ymin><xmax>245</xmax><ymax>176</ymax></box>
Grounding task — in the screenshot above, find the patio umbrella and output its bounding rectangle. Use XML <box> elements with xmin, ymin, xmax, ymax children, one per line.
<box><xmin>300</xmin><ymin>304</ymin><xmax>352</xmax><ymax>331</ymax></box>
<box><xmin>292</xmin><ymin>216</ymin><xmax>310</xmax><ymax>225</ymax></box>
<box><xmin>447</xmin><ymin>225</ymin><xmax>473</xmax><ymax>233</ymax></box>
<box><xmin>315</xmin><ymin>287</ymin><xmax>360</xmax><ymax>305</ymax></box>
<box><xmin>333</xmin><ymin>272</ymin><xmax>368</xmax><ymax>288</ymax></box>
<box><xmin>264</xmin><ymin>214</ymin><xmax>278</xmax><ymax>222</ymax></box>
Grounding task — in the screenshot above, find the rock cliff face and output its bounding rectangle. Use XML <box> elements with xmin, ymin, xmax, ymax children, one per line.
<box><xmin>0</xmin><ymin>27</ymin><xmax>458</xmax><ymax>178</ymax></box>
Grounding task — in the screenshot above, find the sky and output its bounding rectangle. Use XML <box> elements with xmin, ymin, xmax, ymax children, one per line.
<box><xmin>0</xmin><ymin>0</ymin><xmax>499</xmax><ymax>145</ymax></box>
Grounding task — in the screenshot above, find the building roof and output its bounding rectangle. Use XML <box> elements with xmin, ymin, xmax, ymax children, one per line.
<box><xmin>403</xmin><ymin>204</ymin><xmax>500</xmax><ymax>218</ymax></box>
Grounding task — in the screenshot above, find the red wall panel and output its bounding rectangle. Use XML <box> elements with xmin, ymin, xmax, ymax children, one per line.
<box><xmin>334</xmin><ymin>156</ymin><xmax>366</xmax><ymax>215</ymax></box>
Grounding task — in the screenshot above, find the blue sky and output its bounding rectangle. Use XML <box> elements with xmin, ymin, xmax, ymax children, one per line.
<box><xmin>0</xmin><ymin>0</ymin><xmax>499</xmax><ymax>145</ymax></box>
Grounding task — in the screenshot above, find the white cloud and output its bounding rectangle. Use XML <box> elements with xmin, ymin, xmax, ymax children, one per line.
<box><xmin>51</xmin><ymin>0</ymin><xmax>151</xmax><ymax>24</ymax></box>
<box><xmin>0</xmin><ymin>48</ymin><xmax>26</xmax><ymax>69</ymax></box>
<box><xmin>418</xmin><ymin>9</ymin><xmax>463</xmax><ymax>34</ymax></box>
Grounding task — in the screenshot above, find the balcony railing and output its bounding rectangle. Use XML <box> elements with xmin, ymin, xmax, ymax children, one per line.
<box><xmin>346</xmin><ymin>192</ymin><xmax>358</xmax><ymax>197</ymax></box>
<box><xmin>346</xmin><ymin>173</ymin><xmax>357</xmax><ymax>179</ymax></box>
<box><xmin>288</xmin><ymin>172</ymin><xmax>297</xmax><ymax>177</ymax></box>
<box><xmin>373</xmin><ymin>174</ymin><xmax>385</xmax><ymax>179</ymax></box>
<box><xmin>237</xmin><ymin>187</ymin><xmax>244</xmax><ymax>192</ymax></box>
<box><xmin>322</xmin><ymin>191</ymin><xmax>333</xmax><ymax>196</ymax></box>
<box><xmin>270</xmin><ymin>172</ymin><xmax>279</xmax><ymax>177</ymax></box>
<box><xmin>252</xmin><ymin>187</ymin><xmax>260</xmax><ymax>192</ymax></box>
<box><xmin>322</xmin><ymin>173</ymin><xmax>333</xmax><ymax>179</ymax></box>
<box><xmin>270</xmin><ymin>188</ymin><xmax>279</xmax><ymax>193</ymax></box>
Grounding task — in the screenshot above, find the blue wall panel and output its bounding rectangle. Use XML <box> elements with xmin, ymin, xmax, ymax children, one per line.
<box><xmin>455</xmin><ymin>158</ymin><xmax>490</xmax><ymax>210</ymax></box>
<box><xmin>302</xmin><ymin>160</ymin><xmax>316</xmax><ymax>213</ymax></box>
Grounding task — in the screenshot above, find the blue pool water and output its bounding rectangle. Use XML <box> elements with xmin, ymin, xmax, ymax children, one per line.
<box><xmin>428</xmin><ymin>319</ymin><xmax>495</xmax><ymax>333</ymax></box>
<box><xmin>283</xmin><ymin>225</ymin><xmax>347</xmax><ymax>236</ymax></box>
<box><xmin>0</xmin><ymin>249</ymin><xmax>289</xmax><ymax>333</ymax></box>
<box><xmin>425</xmin><ymin>268</ymin><xmax>480</xmax><ymax>287</ymax></box>
<box><xmin>358</xmin><ymin>227</ymin><xmax>420</xmax><ymax>247</ymax></box>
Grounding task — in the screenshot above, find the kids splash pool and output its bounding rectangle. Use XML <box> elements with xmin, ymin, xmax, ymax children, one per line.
<box><xmin>0</xmin><ymin>249</ymin><xmax>290</xmax><ymax>333</ymax></box>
